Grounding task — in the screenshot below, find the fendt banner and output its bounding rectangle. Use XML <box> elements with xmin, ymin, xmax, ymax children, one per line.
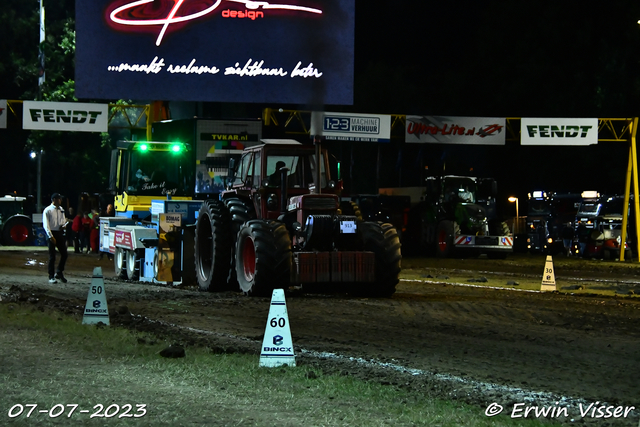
<box><xmin>22</xmin><ymin>101</ymin><xmax>109</xmax><ymax>132</ymax></box>
<box><xmin>405</xmin><ymin>116</ymin><xmax>506</xmax><ymax>145</ymax></box>
<box><xmin>75</xmin><ymin>0</ymin><xmax>355</xmax><ymax>105</ymax></box>
<box><xmin>521</xmin><ymin>118</ymin><xmax>598</xmax><ymax>145</ymax></box>
<box><xmin>310</xmin><ymin>111</ymin><xmax>391</xmax><ymax>142</ymax></box>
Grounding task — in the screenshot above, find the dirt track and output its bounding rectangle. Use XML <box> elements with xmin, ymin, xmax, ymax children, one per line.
<box><xmin>1</xmin><ymin>249</ymin><xmax>640</xmax><ymax>426</ymax></box>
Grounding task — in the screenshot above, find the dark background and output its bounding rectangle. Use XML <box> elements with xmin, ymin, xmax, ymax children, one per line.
<box><xmin>2</xmin><ymin>0</ymin><xmax>640</xmax><ymax>215</ymax></box>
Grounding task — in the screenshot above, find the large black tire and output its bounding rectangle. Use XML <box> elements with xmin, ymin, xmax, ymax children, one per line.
<box><xmin>195</xmin><ymin>200</ymin><xmax>232</xmax><ymax>292</ymax></box>
<box><xmin>235</xmin><ymin>220</ymin><xmax>291</xmax><ymax>297</ymax></box>
<box><xmin>355</xmin><ymin>221</ymin><xmax>401</xmax><ymax>297</ymax></box>
<box><xmin>436</xmin><ymin>220</ymin><xmax>455</xmax><ymax>258</ymax></box>
<box><xmin>224</xmin><ymin>197</ymin><xmax>256</xmax><ymax>288</ymax></box>
<box><xmin>339</xmin><ymin>201</ymin><xmax>363</xmax><ymax>220</ymax></box>
<box><xmin>114</xmin><ymin>247</ymin><xmax>128</xmax><ymax>280</ymax></box>
<box><xmin>2</xmin><ymin>215</ymin><xmax>33</xmax><ymax>246</ymax></box>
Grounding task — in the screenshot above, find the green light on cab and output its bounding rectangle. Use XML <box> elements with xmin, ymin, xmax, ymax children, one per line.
<box><xmin>171</xmin><ymin>144</ymin><xmax>182</xmax><ymax>153</ymax></box>
<box><xmin>138</xmin><ymin>143</ymin><xmax>149</xmax><ymax>151</ymax></box>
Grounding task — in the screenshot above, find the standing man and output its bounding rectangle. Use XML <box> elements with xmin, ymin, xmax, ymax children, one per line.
<box><xmin>43</xmin><ymin>193</ymin><xmax>69</xmax><ymax>283</ymax></box>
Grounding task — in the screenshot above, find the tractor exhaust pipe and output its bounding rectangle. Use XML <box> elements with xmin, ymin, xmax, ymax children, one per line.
<box><xmin>280</xmin><ymin>167</ymin><xmax>289</xmax><ymax>215</ymax></box>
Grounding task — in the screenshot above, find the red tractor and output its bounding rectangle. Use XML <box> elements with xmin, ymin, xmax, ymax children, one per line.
<box><xmin>194</xmin><ymin>141</ymin><xmax>402</xmax><ymax>297</ymax></box>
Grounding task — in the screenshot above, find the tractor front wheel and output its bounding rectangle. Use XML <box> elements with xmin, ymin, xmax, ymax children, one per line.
<box><xmin>236</xmin><ymin>220</ymin><xmax>291</xmax><ymax>296</ymax></box>
<box><xmin>355</xmin><ymin>221</ymin><xmax>401</xmax><ymax>297</ymax></box>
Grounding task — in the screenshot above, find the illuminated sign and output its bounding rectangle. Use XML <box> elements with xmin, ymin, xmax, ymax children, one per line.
<box><xmin>310</xmin><ymin>111</ymin><xmax>391</xmax><ymax>142</ymax></box>
<box><xmin>521</xmin><ymin>118</ymin><xmax>598</xmax><ymax>146</ymax></box>
<box><xmin>405</xmin><ymin>116</ymin><xmax>506</xmax><ymax>145</ymax></box>
<box><xmin>22</xmin><ymin>101</ymin><xmax>108</xmax><ymax>132</ymax></box>
<box><xmin>76</xmin><ymin>0</ymin><xmax>354</xmax><ymax>104</ymax></box>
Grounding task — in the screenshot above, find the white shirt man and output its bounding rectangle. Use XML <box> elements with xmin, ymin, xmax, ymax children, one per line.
<box><xmin>43</xmin><ymin>193</ymin><xmax>68</xmax><ymax>283</ymax></box>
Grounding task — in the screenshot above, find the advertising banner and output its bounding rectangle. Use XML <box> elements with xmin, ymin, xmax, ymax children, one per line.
<box><xmin>406</xmin><ymin>116</ymin><xmax>506</xmax><ymax>145</ymax></box>
<box><xmin>521</xmin><ymin>118</ymin><xmax>598</xmax><ymax>145</ymax></box>
<box><xmin>22</xmin><ymin>101</ymin><xmax>108</xmax><ymax>132</ymax></box>
<box><xmin>75</xmin><ymin>0</ymin><xmax>355</xmax><ymax>105</ymax></box>
<box><xmin>0</xmin><ymin>100</ymin><xmax>6</xmax><ymax>129</ymax></box>
<box><xmin>310</xmin><ymin>111</ymin><xmax>391</xmax><ymax>142</ymax></box>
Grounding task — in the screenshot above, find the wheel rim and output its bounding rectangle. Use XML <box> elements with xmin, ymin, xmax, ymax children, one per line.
<box><xmin>242</xmin><ymin>236</ymin><xmax>256</xmax><ymax>281</ymax></box>
<box><xmin>438</xmin><ymin>229</ymin><xmax>448</xmax><ymax>252</ymax></box>
<box><xmin>116</xmin><ymin>248</ymin><xmax>124</xmax><ymax>270</ymax></box>
<box><xmin>127</xmin><ymin>250</ymin><xmax>136</xmax><ymax>277</ymax></box>
<box><xmin>197</xmin><ymin>213</ymin><xmax>212</xmax><ymax>281</ymax></box>
<box><xmin>10</xmin><ymin>224</ymin><xmax>29</xmax><ymax>243</ymax></box>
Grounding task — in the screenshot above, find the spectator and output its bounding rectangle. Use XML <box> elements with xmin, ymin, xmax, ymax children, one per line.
<box><xmin>65</xmin><ymin>207</ymin><xmax>75</xmax><ymax>248</ymax></box>
<box><xmin>71</xmin><ymin>210</ymin><xmax>83</xmax><ymax>253</ymax></box>
<box><xmin>80</xmin><ymin>212</ymin><xmax>92</xmax><ymax>253</ymax></box>
<box><xmin>576</xmin><ymin>221</ymin><xmax>589</xmax><ymax>257</ymax></box>
<box><xmin>90</xmin><ymin>210</ymin><xmax>101</xmax><ymax>254</ymax></box>
<box><xmin>42</xmin><ymin>193</ymin><xmax>68</xmax><ymax>284</ymax></box>
<box><xmin>561</xmin><ymin>222</ymin><xmax>575</xmax><ymax>256</ymax></box>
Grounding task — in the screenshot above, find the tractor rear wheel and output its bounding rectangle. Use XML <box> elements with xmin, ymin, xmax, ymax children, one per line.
<box><xmin>235</xmin><ymin>220</ymin><xmax>291</xmax><ymax>296</ymax></box>
<box><xmin>195</xmin><ymin>200</ymin><xmax>231</xmax><ymax>291</ymax></box>
<box><xmin>436</xmin><ymin>220</ymin><xmax>455</xmax><ymax>258</ymax></box>
<box><xmin>354</xmin><ymin>221</ymin><xmax>401</xmax><ymax>297</ymax></box>
<box><xmin>2</xmin><ymin>216</ymin><xmax>33</xmax><ymax>246</ymax></box>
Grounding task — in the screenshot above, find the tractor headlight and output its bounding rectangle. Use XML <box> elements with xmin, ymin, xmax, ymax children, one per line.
<box><xmin>267</xmin><ymin>193</ymin><xmax>278</xmax><ymax>210</ymax></box>
<box><xmin>327</xmin><ymin>180</ymin><xmax>336</xmax><ymax>189</ymax></box>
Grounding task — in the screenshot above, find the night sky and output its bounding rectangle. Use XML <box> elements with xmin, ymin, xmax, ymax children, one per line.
<box><xmin>3</xmin><ymin>0</ymin><xmax>640</xmax><ymax>214</ymax></box>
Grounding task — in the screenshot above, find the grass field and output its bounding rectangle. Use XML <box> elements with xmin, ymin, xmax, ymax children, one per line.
<box><xmin>0</xmin><ymin>303</ymin><xmax>558</xmax><ymax>426</ymax></box>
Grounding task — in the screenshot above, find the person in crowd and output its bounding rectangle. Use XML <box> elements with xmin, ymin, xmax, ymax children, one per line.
<box><xmin>42</xmin><ymin>193</ymin><xmax>69</xmax><ymax>283</ymax></box>
<box><xmin>90</xmin><ymin>209</ymin><xmax>101</xmax><ymax>254</ymax></box>
<box><xmin>561</xmin><ymin>222</ymin><xmax>575</xmax><ymax>256</ymax></box>
<box><xmin>576</xmin><ymin>221</ymin><xmax>589</xmax><ymax>257</ymax></box>
<box><xmin>65</xmin><ymin>207</ymin><xmax>75</xmax><ymax>248</ymax></box>
<box><xmin>71</xmin><ymin>210</ymin><xmax>83</xmax><ymax>253</ymax></box>
<box><xmin>80</xmin><ymin>211</ymin><xmax>93</xmax><ymax>254</ymax></box>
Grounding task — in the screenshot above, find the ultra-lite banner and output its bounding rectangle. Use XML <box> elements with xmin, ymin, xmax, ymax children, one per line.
<box><xmin>22</xmin><ymin>101</ymin><xmax>108</xmax><ymax>132</ymax></box>
<box><xmin>406</xmin><ymin>116</ymin><xmax>506</xmax><ymax>145</ymax></box>
<box><xmin>0</xmin><ymin>100</ymin><xmax>7</xmax><ymax>129</ymax></box>
<box><xmin>521</xmin><ymin>118</ymin><xmax>598</xmax><ymax>145</ymax></box>
<box><xmin>310</xmin><ymin>111</ymin><xmax>391</xmax><ymax>142</ymax></box>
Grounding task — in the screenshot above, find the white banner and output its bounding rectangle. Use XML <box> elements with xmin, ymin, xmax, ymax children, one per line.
<box><xmin>521</xmin><ymin>118</ymin><xmax>598</xmax><ymax>145</ymax></box>
<box><xmin>22</xmin><ymin>101</ymin><xmax>108</xmax><ymax>132</ymax></box>
<box><xmin>406</xmin><ymin>116</ymin><xmax>506</xmax><ymax>145</ymax></box>
<box><xmin>310</xmin><ymin>111</ymin><xmax>391</xmax><ymax>142</ymax></box>
<box><xmin>0</xmin><ymin>100</ymin><xmax>7</xmax><ymax>129</ymax></box>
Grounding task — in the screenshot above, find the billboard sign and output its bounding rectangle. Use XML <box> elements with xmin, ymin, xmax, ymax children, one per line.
<box><xmin>521</xmin><ymin>118</ymin><xmax>598</xmax><ymax>145</ymax></box>
<box><xmin>406</xmin><ymin>116</ymin><xmax>506</xmax><ymax>145</ymax></box>
<box><xmin>310</xmin><ymin>111</ymin><xmax>391</xmax><ymax>142</ymax></box>
<box><xmin>75</xmin><ymin>0</ymin><xmax>355</xmax><ymax>105</ymax></box>
<box><xmin>22</xmin><ymin>101</ymin><xmax>108</xmax><ymax>132</ymax></box>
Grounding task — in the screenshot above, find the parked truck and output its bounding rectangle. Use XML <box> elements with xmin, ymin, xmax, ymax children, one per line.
<box><xmin>194</xmin><ymin>140</ymin><xmax>402</xmax><ymax>297</ymax></box>
<box><xmin>418</xmin><ymin>175</ymin><xmax>512</xmax><ymax>258</ymax></box>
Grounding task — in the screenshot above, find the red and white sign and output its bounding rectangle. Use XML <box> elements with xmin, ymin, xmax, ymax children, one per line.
<box><xmin>114</xmin><ymin>229</ymin><xmax>134</xmax><ymax>250</ymax></box>
<box><xmin>406</xmin><ymin>116</ymin><xmax>506</xmax><ymax>145</ymax></box>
